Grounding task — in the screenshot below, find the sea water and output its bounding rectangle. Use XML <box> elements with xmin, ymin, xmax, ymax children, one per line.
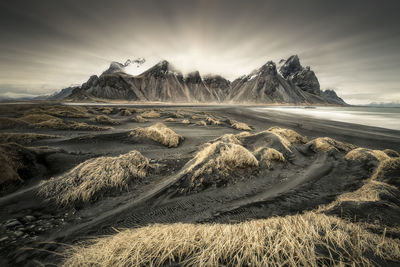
<box><xmin>254</xmin><ymin>106</ymin><xmax>400</xmax><ymax>131</ymax></box>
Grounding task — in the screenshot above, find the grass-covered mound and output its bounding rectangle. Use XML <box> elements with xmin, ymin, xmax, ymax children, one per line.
<box><xmin>39</xmin><ymin>151</ymin><xmax>152</xmax><ymax>206</ymax></box>
<box><xmin>0</xmin><ymin>143</ymin><xmax>42</xmax><ymax>191</ymax></box>
<box><xmin>140</xmin><ymin>110</ymin><xmax>161</xmax><ymax>118</ymax></box>
<box><xmin>177</xmin><ymin>128</ymin><xmax>308</xmax><ymax>193</ymax></box>
<box><xmin>253</xmin><ymin>147</ymin><xmax>285</xmax><ymax>168</ymax></box>
<box><xmin>130</xmin><ymin>123</ymin><xmax>183</xmax><ymax>148</ymax></box>
<box><xmin>131</xmin><ymin>115</ymin><xmax>147</xmax><ymax>123</ymax></box>
<box><xmin>179</xmin><ymin>141</ymin><xmax>258</xmax><ymax>193</ymax></box>
<box><xmin>34</xmin><ymin>118</ymin><xmax>110</xmax><ymax>131</ymax></box>
<box><xmin>227</xmin><ymin>119</ymin><xmax>251</xmax><ymax>131</ymax></box>
<box><xmin>345</xmin><ymin>148</ymin><xmax>390</xmax><ymax>162</ymax></box>
<box><xmin>307</xmin><ymin>137</ymin><xmax>356</xmax><ymax>152</ymax></box>
<box><xmin>90</xmin><ymin>115</ymin><xmax>120</xmax><ymax>125</ymax></box>
<box><xmin>319</xmin><ymin>148</ymin><xmax>400</xmax><ymax>225</ymax></box>
<box><xmin>24</xmin><ymin>105</ymin><xmax>90</xmax><ymax>118</ymax></box>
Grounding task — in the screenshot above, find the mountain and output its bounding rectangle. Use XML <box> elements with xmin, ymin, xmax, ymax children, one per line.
<box><xmin>184</xmin><ymin>71</ymin><xmax>220</xmax><ymax>102</ymax></box>
<box><xmin>278</xmin><ymin>55</ymin><xmax>321</xmax><ymax>95</ymax></box>
<box><xmin>102</xmin><ymin>58</ymin><xmax>145</xmax><ymax>75</ymax></box>
<box><xmin>227</xmin><ymin>61</ymin><xmax>326</xmax><ymax>104</ymax></box>
<box><xmin>131</xmin><ymin>60</ymin><xmax>191</xmax><ymax>102</ymax></box>
<box><xmin>47</xmin><ymin>86</ymin><xmax>78</xmax><ymax>100</ymax></box>
<box><xmin>203</xmin><ymin>75</ymin><xmax>231</xmax><ymax>101</ymax></box>
<box><xmin>321</xmin><ymin>89</ymin><xmax>347</xmax><ymax>105</ymax></box>
<box><xmin>365</xmin><ymin>101</ymin><xmax>400</xmax><ymax>107</ymax></box>
<box><xmin>67</xmin><ymin>56</ymin><xmax>346</xmax><ymax>105</ymax></box>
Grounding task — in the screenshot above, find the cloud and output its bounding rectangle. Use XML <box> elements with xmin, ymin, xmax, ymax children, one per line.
<box><xmin>0</xmin><ymin>0</ymin><xmax>399</xmax><ymax>103</ymax></box>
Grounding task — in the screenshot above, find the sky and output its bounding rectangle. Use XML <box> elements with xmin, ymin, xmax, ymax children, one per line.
<box><xmin>0</xmin><ymin>0</ymin><xmax>399</xmax><ymax>104</ymax></box>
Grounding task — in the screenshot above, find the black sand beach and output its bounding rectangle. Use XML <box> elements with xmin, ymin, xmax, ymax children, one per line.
<box><xmin>0</xmin><ymin>103</ymin><xmax>399</xmax><ymax>266</ymax></box>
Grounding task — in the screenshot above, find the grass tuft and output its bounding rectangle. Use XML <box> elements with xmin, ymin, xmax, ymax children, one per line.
<box><xmin>141</xmin><ymin>110</ymin><xmax>161</xmax><ymax>118</ymax></box>
<box><xmin>38</xmin><ymin>151</ymin><xmax>151</xmax><ymax>205</ymax></box>
<box><xmin>268</xmin><ymin>126</ymin><xmax>308</xmax><ymax>144</ymax></box>
<box><xmin>0</xmin><ymin>133</ymin><xmax>58</xmax><ymax>144</ymax></box>
<box><xmin>383</xmin><ymin>149</ymin><xmax>400</xmax><ymax>158</ymax></box>
<box><xmin>307</xmin><ymin>137</ymin><xmax>356</xmax><ymax>152</ymax></box>
<box><xmin>25</xmin><ymin>106</ymin><xmax>89</xmax><ymax>118</ymax></box>
<box><xmin>0</xmin><ymin>146</ymin><xmax>23</xmax><ymax>186</ymax></box>
<box><xmin>131</xmin><ymin>115</ymin><xmax>147</xmax><ymax>123</ymax></box>
<box><xmin>90</xmin><ymin>115</ymin><xmax>120</xmax><ymax>125</ymax></box>
<box><xmin>228</xmin><ymin>119</ymin><xmax>251</xmax><ymax>131</ymax></box>
<box><xmin>180</xmin><ymin>141</ymin><xmax>258</xmax><ymax>192</ymax></box>
<box><xmin>254</xmin><ymin>147</ymin><xmax>285</xmax><ymax>168</ymax></box>
<box><xmin>345</xmin><ymin>148</ymin><xmax>390</xmax><ymax>162</ymax></box>
<box><xmin>196</xmin><ymin>120</ymin><xmax>207</xmax><ymax>126</ymax></box>
<box><xmin>34</xmin><ymin>118</ymin><xmax>110</xmax><ymax>131</ymax></box>
<box><xmin>19</xmin><ymin>114</ymin><xmax>59</xmax><ymax>124</ymax></box>
<box><xmin>130</xmin><ymin>123</ymin><xmax>183</xmax><ymax>148</ymax></box>
<box><xmin>205</xmin><ymin>117</ymin><xmax>221</xmax><ymax>125</ymax></box>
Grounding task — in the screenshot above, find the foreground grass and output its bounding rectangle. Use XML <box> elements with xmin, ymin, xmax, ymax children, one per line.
<box><xmin>62</xmin><ymin>212</ymin><xmax>400</xmax><ymax>267</ymax></box>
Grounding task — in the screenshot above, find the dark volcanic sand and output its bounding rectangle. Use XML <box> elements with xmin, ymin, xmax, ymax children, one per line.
<box><xmin>0</xmin><ymin>103</ymin><xmax>399</xmax><ymax>266</ymax></box>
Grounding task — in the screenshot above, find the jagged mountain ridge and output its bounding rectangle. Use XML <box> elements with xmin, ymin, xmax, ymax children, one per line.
<box><xmin>227</xmin><ymin>61</ymin><xmax>326</xmax><ymax>104</ymax></box>
<box><xmin>68</xmin><ymin>56</ymin><xmax>346</xmax><ymax>104</ymax></box>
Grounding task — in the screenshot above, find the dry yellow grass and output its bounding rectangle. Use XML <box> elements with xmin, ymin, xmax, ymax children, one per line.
<box><xmin>0</xmin><ymin>117</ymin><xmax>28</xmax><ymax>129</ymax></box>
<box><xmin>0</xmin><ymin>133</ymin><xmax>58</xmax><ymax>144</ymax></box>
<box><xmin>14</xmin><ymin>113</ymin><xmax>108</xmax><ymax>130</ymax></box>
<box><xmin>169</xmin><ymin>112</ymin><xmax>184</xmax><ymax>118</ymax></box>
<box><xmin>254</xmin><ymin>147</ymin><xmax>285</xmax><ymax>167</ymax></box>
<box><xmin>39</xmin><ymin>151</ymin><xmax>151</xmax><ymax>205</ymax></box>
<box><xmin>205</xmin><ymin>117</ymin><xmax>221</xmax><ymax>125</ymax></box>
<box><xmin>26</xmin><ymin>106</ymin><xmax>89</xmax><ymax>118</ymax></box>
<box><xmin>371</xmin><ymin>157</ymin><xmax>400</xmax><ymax>185</ymax></box>
<box><xmin>228</xmin><ymin>119</ymin><xmax>251</xmax><ymax>131</ymax></box>
<box><xmin>164</xmin><ymin>118</ymin><xmax>176</xmax><ymax>122</ymax></box>
<box><xmin>120</xmin><ymin>109</ymin><xmax>132</xmax><ymax>116</ymax></box>
<box><xmin>48</xmin><ymin>105</ymin><xmax>89</xmax><ymax>118</ymax></box>
<box><xmin>307</xmin><ymin>137</ymin><xmax>356</xmax><ymax>152</ymax></box>
<box><xmin>345</xmin><ymin>148</ymin><xmax>390</xmax><ymax>162</ymax></box>
<box><xmin>249</xmin><ymin>127</ymin><xmax>306</xmax><ymax>152</ymax></box>
<box><xmin>182</xmin><ymin>141</ymin><xmax>258</xmax><ymax>190</ymax></box>
<box><xmin>236</xmin><ymin>131</ymin><xmax>252</xmax><ymax>138</ymax></box>
<box><xmin>319</xmin><ymin>153</ymin><xmax>400</xmax><ymax>213</ymax></box>
<box><xmin>383</xmin><ymin>149</ymin><xmax>400</xmax><ymax>158</ymax></box>
<box><xmin>211</xmin><ymin>133</ymin><xmax>243</xmax><ymax>145</ymax></box>
<box><xmin>19</xmin><ymin>114</ymin><xmax>59</xmax><ymax>124</ymax></box>
<box><xmin>98</xmin><ymin>107</ymin><xmax>114</xmax><ymax>115</ymax></box>
<box><xmin>0</xmin><ymin>143</ymin><xmax>39</xmax><ymax>187</ymax></box>
<box><xmin>34</xmin><ymin>118</ymin><xmax>109</xmax><ymax>131</ymax></box>
<box><xmin>196</xmin><ymin>120</ymin><xmax>207</xmax><ymax>126</ymax></box>
<box><xmin>181</xmin><ymin>119</ymin><xmax>190</xmax><ymax>124</ymax></box>
<box><xmin>140</xmin><ymin>110</ymin><xmax>161</xmax><ymax>118</ymax></box>
<box><xmin>0</xmin><ymin>146</ymin><xmax>22</xmax><ymax>186</ymax></box>
<box><xmin>62</xmin><ymin>212</ymin><xmax>400</xmax><ymax>267</ymax></box>
<box><xmin>130</xmin><ymin>123</ymin><xmax>183</xmax><ymax>148</ymax></box>
<box><xmin>90</xmin><ymin>115</ymin><xmax>120</xmax><ymax>125</ymax></box>
<box><xmin>131</xmin><ymin>115</ymin><xmax>147</xmax><ymax>123</ymax></box>
<box><xmin>268</xmin><ymin>126</ymin><xmax>308</xmax><ymax>144</ymax></box>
